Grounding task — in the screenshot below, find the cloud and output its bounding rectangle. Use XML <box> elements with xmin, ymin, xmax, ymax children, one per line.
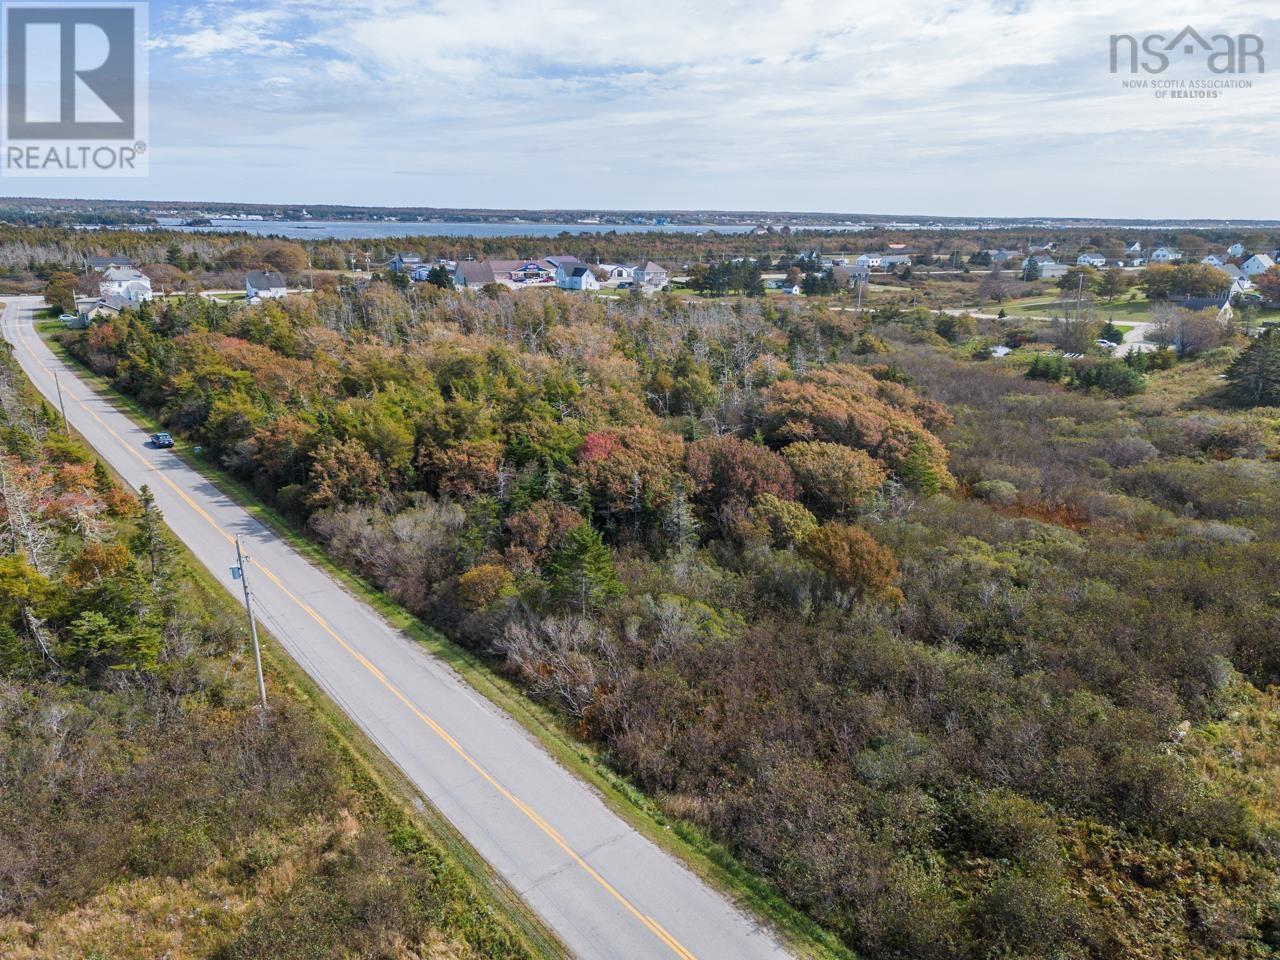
<box><xmin>117</xmin><ymin>0</ymin><xmax>1280</xmax><ymax>215</ymax></box>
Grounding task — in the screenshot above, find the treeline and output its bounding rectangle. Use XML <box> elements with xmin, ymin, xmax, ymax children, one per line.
<box><xmin>60</xmin><ymin>281</ymin><xmax>1280</xmax><ymax>958</ymax></box>
<box><xmin>0</xmin><ymin>349</ymin><xmax>543</xmax><ymax>959</ymax></box>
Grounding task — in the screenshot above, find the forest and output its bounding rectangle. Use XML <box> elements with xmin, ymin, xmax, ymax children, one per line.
<box><xmin>0</xmin><ymin>349</ymin><xmax>547</xmax><ymax>959</ymax></box>
<box><xmin>56</xmin><ymin>276</ymin><xmax>1280</xmax><ymax>959</ymax></box>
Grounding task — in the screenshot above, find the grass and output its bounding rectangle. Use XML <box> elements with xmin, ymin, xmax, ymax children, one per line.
<box><xmin>40</xmin><ymin>322</ymin><xmax>858</xmax><ymax>960</ymax></box>
<box><xmin>1003</xmin><ymin>294</ymin><xmax>1155</xmax><ymax>322</ymax></box>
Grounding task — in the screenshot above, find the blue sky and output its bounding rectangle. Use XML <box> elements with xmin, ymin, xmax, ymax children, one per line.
<box><xmin>5</xmin><ymin>0</ymin><xmax>1278</xmax><ymax>218</ymax></box>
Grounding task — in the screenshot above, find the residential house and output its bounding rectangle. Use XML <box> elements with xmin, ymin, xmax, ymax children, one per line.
<box><xmin>453</xmin><ymin>260</ymin><xmax>497</xmax><ymax>289</ymax></box>
<box><xmin>246</xmin><ymin>270</ymin><xmax>288</xmax><ymax>301</ymax></box>
<box><xmin>556</xmin><ymin>263</ymin><xmax>601</xmax><ymax>291</ymax></box>
<box><xmin>1202</xmin><ymin>254</ymin><xmax>1225</xmax><ymax>267</ymax></box>
<box><xmin>1242</xmin><ymin>254</ymin><xmax>1275</xmax><ymax>278</ymax></box>
<box><xmin>99</xmin><ymin>266</ymin><xmax>153</xmax><ymax>304</ymax></box>
<box><xmin>855</xmin><ymin>253</ymin><xmax>883</xmax><ymax>269</ymax></box>
<box><xmin>879</xmin><ymin>255</ymin><xmax>913</xmax><ymax>270</ymax></box>
<box><xmin>1023</xmin><ymin>255</ymin><xmax>1068</xmax><ymax>280</ymax></box>
<box><xmin>388</xmin><ymin>252</ymin><xmax>424</xmax><ymax>273</ymax></box>
<box><xmin>831</xmin><ymin>264</ymin><xmax>870</xmax><ymax>288</ymax></box>
<box><xmin>71</xmin><ymin>298</ymin><xmax>127</xmax><ymax>326</ymax></box>
<box><xmin>988</xmin><ymin>249</ymin><xmax>1023</xmax><ymax>263</ymax></box>
<box><xmin>1150</xmin><ymin>247</ymin><xmax>1182</xmax><ymax>263</ymax></box>
<box><xmin>1221</xmin><ymin>263</ymin><xmax>1246</xmax><ymax>282</ymax></box>
<box><xmin>1125</xmin><ymin>242</ymin><xmax>1143</xmax><ymax>256</ymax></box>
<box><xmin>1076</xmin><ymin>253</ymin><xmax>1107</xmax><ymax>268</ymax></box>
<box><xmin>600</xmin><ymin>264</ymin><xmax>635</xmax><ymax>283</ymax></box>
<box><xmin>634</xmin><ymin>261</ymin><xmax>669</xmax><ymax>290</ymax></box>
<box><xmin>1228</xmin><ymin>243</ymin><xmax>1245</xmax><ymax>258</ymax></box>
<box><xmin>86</xmin><ymin>255</ymin><xmax>132</xmax><ymax>271</ymax></box>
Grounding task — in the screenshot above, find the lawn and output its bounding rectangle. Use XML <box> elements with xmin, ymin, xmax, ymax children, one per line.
<box><xmin>1003</xmin><ymin>294</ymin><xmax>1155</xmax><ymax>321</ymax></box>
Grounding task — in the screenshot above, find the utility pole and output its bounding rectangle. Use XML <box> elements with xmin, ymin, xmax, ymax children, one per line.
<box><xmin>232</xmin><ymin>537</ymin><xmax>268</xmax><ymax>710</ymax></box>
<box><xmin>53</xmin><ymin>372</ymin><xmax>68</xmax><ymax>433</ymax></box>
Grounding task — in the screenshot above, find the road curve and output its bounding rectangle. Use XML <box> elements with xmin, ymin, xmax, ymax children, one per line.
<box><xmin>1</xmin><ymin>297</ymin><xmax>791</xmax><ymax>960</ymax></box>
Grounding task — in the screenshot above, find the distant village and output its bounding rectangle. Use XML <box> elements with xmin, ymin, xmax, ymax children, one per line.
<box><xmin>60</xmin><ymin>233</ymin><xmax>1280</xmax><ymax>330</ymax></box>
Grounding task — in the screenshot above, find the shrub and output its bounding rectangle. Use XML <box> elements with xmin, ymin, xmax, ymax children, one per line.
<box><xmin>784</xmin><ymin>441</ymin><xmax>887</xmax><ymax>515</ymax></box>
<box><xmin>456</xmin><ymin>564</ymin><xmax>514</xmax><ymax>609</ymax></box>
<box><xmin>800</xmin><ymin>523</ymin><xmax>902</xmax><ymax>602</ymax></box>
<box><xmin>1073</xmin><ymin>358</ymin><xmax>1147</xmax><ymax>397</ymax></box>
<box><xmin>973</xmin><ymin>479</ymin><xmax>1018</xmax><ymax>506</ymax></box>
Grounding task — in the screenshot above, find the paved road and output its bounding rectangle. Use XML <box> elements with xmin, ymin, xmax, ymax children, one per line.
<box><xmin>1</xmin><ymin>297</ymin><xmax>791</xmax><ymax>960</ymax></box>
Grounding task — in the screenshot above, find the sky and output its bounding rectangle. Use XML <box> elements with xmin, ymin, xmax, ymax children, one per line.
<box><xmin>2</xmin><ymin>0</ymin><xmax>1277</xmax><ymax>219</ymax></box>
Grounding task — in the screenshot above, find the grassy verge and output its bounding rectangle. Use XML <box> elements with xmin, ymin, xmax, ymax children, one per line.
<box><xmin>41</xmin><ymin>320</ymin><xmax>857</xmax><ymax>960</ymax></box>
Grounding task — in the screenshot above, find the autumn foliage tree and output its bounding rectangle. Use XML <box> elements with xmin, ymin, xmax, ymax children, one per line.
<box><xmin>783</xmin><ymin>441</ymin><xmax>886</xmax><ymax>515</ymax></box>
<box><xmin>685</xmin><ymin>434</ymin><xmax>796</xmax><ymax>524</ymax></box>
<box><xmin>43</xmin><ymin>271</ymin><xmax>78</xmax><ymax>314</ymax></box>
<box><xmin>800</xmin><ymin>522</ymin><xmax>902</xmax><ymax>602</ymax></box>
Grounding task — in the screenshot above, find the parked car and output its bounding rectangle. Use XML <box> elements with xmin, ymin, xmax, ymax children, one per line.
<box><xmin>150</xmin><ymin>432</ymin><xmax>175</xmax><ymax>449</ymax></box>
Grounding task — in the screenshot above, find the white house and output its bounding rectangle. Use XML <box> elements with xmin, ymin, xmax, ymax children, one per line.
<box><xmin>988</xmin><ymin>249</ymin><xmax>1022</xmax><ymax>263</ymax></box>
<box><xmin>99</xmin><ymin>266</ymin><xmax>153</xmax><ymax>304</ymax></box>
<box><xmin>879</xmin><ymin>255</ymin><xmax>913</xmax><ymax>270</ymax></box>
<box><xmin>1201</xmin><ymin>254</ymin><xmax>1225</xmax><ymax>267</ymax></box>
<box><xmin>1150</xmin><ymin>247</ymin><xmax>1183</xmax><ymax>263</ymax></box>
<box><xmin>1228</xmin><ymin>243</ymin><xmax>1245</xmax><ymax>258</ymax></box>
<box><xmin>600</xmin><ymin>264</ymin><xmax>635</xmax><ymax>283</ymax></box>
<box><xmin>1126</xmin><ymin>242</ymin><xmax>1143</xmax><ymax>256</ymax></box>
<box><xmin>634</xmin><ymin>261</ymin><xmax>669</xmax><ymax>290</ymax></box>
<box><xmin>1076</xmin><ymin>253</ymin><xmax>1107</xmax><ymax>268</ymax></box>
<box><xmin>1242</xmin><ymin>254</ymin><xmax>1276</xmax><ymax>278</ymax></box>
<box><xmin>246</xmin><ymin>270</ymin><xmax>288</xmax><ymax>301</ymax></box>
<box><xmin>855</xmin><ymin>253</ymin><xmax>883</xmax><ymax>269</ymax></box>
<box><xmin>556</xmin><ymin>263</ymin><xmax>601</xmax><ymax>291</ymax></box>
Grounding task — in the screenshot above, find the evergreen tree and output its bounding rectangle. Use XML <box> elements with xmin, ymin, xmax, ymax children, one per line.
<box><xmin>545</xmin><ymin>523</ymin><xmax>623</xmax><ymax>614</ymax></box>
<box><xmin>1225</xmin><ymin>332</ymin><xmax>1280</xmax><ymax>407</ymax></box>
<box><xmin>425</xmin><ymin>264</ymin><xmax>453</xmax><ymax>289</ymax></box>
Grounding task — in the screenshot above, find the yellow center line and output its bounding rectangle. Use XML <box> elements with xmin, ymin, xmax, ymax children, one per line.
<box><xmin>5</xmin><ymin>303</ymin><xmax>699</xmax><ymax>960</ymax></box>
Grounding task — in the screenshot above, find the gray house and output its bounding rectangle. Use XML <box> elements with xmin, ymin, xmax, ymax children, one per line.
<box><xmin>246</xmin><ymin>270</ymin><xmax>288</xmax><ymax>300</ymax></box>
<box><xmin>453</xmin><ymin>260</ymin><xmax>497</xmax><ymax>289</ymax></box>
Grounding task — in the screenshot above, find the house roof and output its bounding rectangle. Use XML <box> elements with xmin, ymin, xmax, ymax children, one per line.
<box><xmin>1247</xmin><ymin>254</ymin><xmax>1275</xmax><ymax>268</ymax></box>
<box><xmin>393</xmin><ymin>252</ymin><xmax>423</xmax><ymax>263</ymax></box>
<box><xmin>545</xmin><ymin>256</ymin><xmax>581</xmax><ymax>268</ymax></box>
<box><xmin>455</xmin><ymin>261</ymin><xmax>496</xmax><ymax>284</ymax></box>
<box><xmin>103</xmin><ymin>266</ymin><xmax>146</xmax><ymax>282</ymax></box>
<box><xmin>87</xmin><ymin>256</ymin><xmax>131</xmax><ymax>269</ymax></box>
<box><xmin>639</xmin><ymin>261</ymin><xmax>666</xmax><ymax>273</ymax></box>
<box><xmin>246</xmin><ymin>270</ymin><xmax>286</xmax><ymax>289</ymax></box>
